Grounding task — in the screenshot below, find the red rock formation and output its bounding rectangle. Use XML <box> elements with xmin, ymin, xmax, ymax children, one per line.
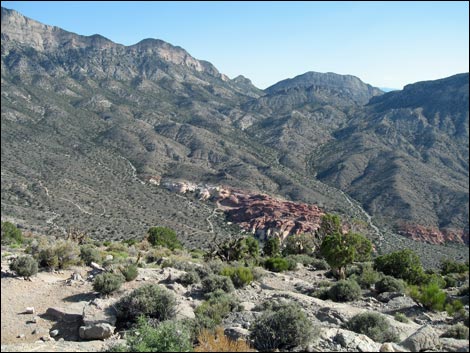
<box><xmin>215</xmin><ymin>189</ymin><xmax>325</xmax><ymax>241</ymax></box>
<box><xmin>398</xmin><ymin>224</ymin><xmax>469</xmax><ymax>245</ymax></box>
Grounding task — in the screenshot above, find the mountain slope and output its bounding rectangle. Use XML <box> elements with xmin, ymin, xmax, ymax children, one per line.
<box><xmin>312</xmin><ymin>73</ymin><xmax>469</xmax><ymax>244</ymax></box>
<box><xmin>1</xmin><ymin>7</ymin><xmax>364</xmax><ymax>244</ymax></box>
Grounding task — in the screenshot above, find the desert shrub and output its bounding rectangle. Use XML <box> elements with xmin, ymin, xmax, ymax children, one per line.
<box><xmin>121</xmin><ymin>238</ymin><xmax>138</xmax><ymax>247</ymax></box>
<box><xmin>220</xmin><ymin>266</ymin><xmax>253</xmax><ymax>288</ymax></box>
<box><xmin>374</xmin><ymin>249</ymin><xmax>425</xmax><ymax>284</ymax></box>
<box><xmin>282</xmin><ymin>233</ymin><xmax>316</xmax><ymax>256</ymax></box>
<box><xmin>348</xmin><ymin>312</ymin><xmax>398</xmax><ymax>343</ymax></box>
<box><xmin>440</xmin><ymin>259</ymin><xmax>469</xmax><ymax>275</ymax></box>
<box><xmin>194</xmin><ymin>290</ymin><xmax>241</xmax><ymax>332</ymax></box>
<box><xmin>356</xmin><ymin>263</ymin><xmax>380</xmax><ymax>289</ymax></box>
<box><xmin>375</xmin><ymin>276</ymin><xmax>406</xmax><ymax>294</ymax></box>
<box><xmin>284</xmin><ymin>256</ymin><xmax>299</xmax><ymax>271</ymax></box>
<box><xmin>106</xmin><ymin>242</ymin><xmax>128</xmax><ymax>253</ymax></box>
<box><xmin>250</xmin><ymin>301</ymin><xmax>315</xmax><ymax>351</ymax></box>
<box><xmin>80</xmin><ymin>244</ymin><xmax>102</xmax><ymax>265</ymax></box>
<box><xmin>285</xmin><ymin>254</ymin><xmax>317</xmax><ymax>266</ymax></box>
<box><xmin>394</xmin><ymin>312</ymin><xmax>409</xmax><ymax>323</ymax></box>
<box><xmin>424</xmin><ymin>273</ymin><xmax>446</xmax><ymax>288</ymax></box>
<box><xmin>312</xmin><ymin>287</ymin><xmax>330</xmax><ymax>300</ymax></box>
<box><xmin>409</xmin><ymin>282</ymin><xmax>447</xmax><ymax>311</ymax></box>
<box><xmin>1</xmin><ymin>221</ymin><xmax>23</xmax><ymax>245</ymax></box>
<box><xmin>264</xmin><ymin>257</ymin><xmax>290</xmax><ymax>272</ymax></box>
<box><xmin>120</xmin><ymin>264</ymin><xmax>138</xmax><ymax>282</ymax></box>
<box><xmin>441</xmin><ymin>324</ymin><xmax>469</xmax><ymax>339</ymax></box>
<box><xmin>263</xmin><ymin>237</ymin><xmax>280</xmax><ymax>257</ymax></box>
<box><xmin>310</xmin><ymin>258</ymin><xmax>330</xmax><ymax>270</ymax></box>
<box><xmin>178</xmin><ymin>270</ymin><xmax>201</xmax><ymax>286</ymax></box>
<box><xmin>116</xmin><ymin>284</ymin><xmax>176</xmax><ymax>324</ymax></box>
<box><xmin>122</xmin><ymin>316</ymin><xmax>192</xmax><ymax>352</ymax></box>
<box><xmin>328</xmin><ymin>279</ymin><xmax>362</xmax><ymax>302</ymax></box>
<box><xmin>37</xmin><ymin>240</ymin><xmax>80</xmax><ymax>270</ymax></box>
<box><xmin>147</xmin><ymin>226</ymin><xmax>182</xmax><ymax>250</ymax></box>
<box><xmin>9</xmin><ymin>255</ymin><xmax>38</xmax><ymax>277</ymax></box>
<box><xmin>195</xmin><ymin>326</ymin><xmax>254</xmax><ymax>352</ymax></box>
<box><xmin>201</xmin><ymin>274</ymin><xmax>234</xmax><ymax>294</ymax></box>
<box><xmin>457</xmin><ymin>285</ymin><xmax>469</xmax><ymax>296</ymax></box>
<box><xmin>251</xmin><ymin>266</ymin><xmax>266</xmax><ymax>281</ymax></box>
<box><xmin>93</xmin><ymin>272</ymin><xmax>124</xmax><ymax>295</ymax></box>
<box><xmin>445</xmin><ymin>299</ymin><xmax>465</xmax><ymax>316</ymax></box>
<box><xmin>444</xmin><ymin>275</ymin><xmax>458</xmax><ymax>288</ymax></box>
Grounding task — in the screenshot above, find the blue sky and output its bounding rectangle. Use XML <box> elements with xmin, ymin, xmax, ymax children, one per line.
<box><xmin>2</xmin><ymin>1</ymin><xmax>469</xmax><ymax>89</ymax></box>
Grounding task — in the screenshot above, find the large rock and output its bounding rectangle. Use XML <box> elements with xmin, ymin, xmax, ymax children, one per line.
<box><xmin>79</xmin><ymin>323</ymin><xmax>114</xmax><ymax>340</ymax></box>
<box><xmin>440</xmin><ymin>337</ymin><xmax>470</xmax><ymax>352</ymax></box>
<box><xmin>224</xmin><ymin>326</ymin><xmax>250</xmax><ymax>341</ymax></box>
<box><xmin>336</xmin><ymin>329</ymin><xmax>381</xmax><ymax>352</ymax></box>
<box><xmin>315</xmin><ymin>307</ymin><xmax>350</xmax><ymax>326</ymax></box>
<box><xmin>82</xmin><ymin>298</ymin><xmax>117</xmax><ymax>326</ymax></box>
<box><xmin>400</xmin><ymin>325</ymin><xmax>441</xmax><ymax>352</ymax></box>
<box><xmin>175</xmin><ymin>301</ymin><xmax>195</xmax><ymax>320</ymax></box>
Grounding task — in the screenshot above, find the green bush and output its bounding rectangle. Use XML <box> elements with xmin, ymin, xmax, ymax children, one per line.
<box><xmin>375</xmin><ymin>276</ymin><xmax>406</xmax><ymax>294</ymax></box>
<box><xmin>374</xmin><ymin>249</ymin><xmax>425</xmax><ymax>284</ymax></box>
<box><xmin>250</xmin><ymin>301</ymin><xmax>315</xmax><ymax>351</ymax></box>
<box><xmin>116</xmin><ymin>284</ymin><xmax>177</xmax><ymax>324</ymax></box>
<box><xmin>444</xmin><ymin>275</ymin><xmax>458</xmax><ymax>288</ymax></box>
<box><xmin>263</xmin><ymin>237</ymin><xmax>280</xmax><ymax>257</ymax></box>
<box><xmin>1</xmin><ymin>221</ymin><xmax>24</xmax><ymax>245</ymax></box>
<box><xmin>357</xmin><ymin>263</ymin><xmax>380</xmax><ymax>289</ymax></box>
<box><xmin>284</xmin><ymin>256</ymin><xmax>299</xmax><ymax>271</ymax></box>
<box><xmin>264</xmin><ymin>257</ymin><xmax>290</xmax><ymax>272</ymax></box>
<box><xmin>445</xmin><ymin>299</ymin><xmax>464</xmax><ymax>316</ymax></box>
<box><xmin>220</xmin><ymin>266</ymin><xmax>253</xmax><ymax>288</ymax></box>
<box><xmin>120</xmin><ymin>264</ymin><xmax>138</xmax><ymax>282</ymax></box>
<box><xmin>195</xmin><ymin>290</ymin><xmax>241</xmax><ymax>332</ymax></box>
<box><xmin>310</xmin><ymin>258</ymin><xmax>330</xmax><ymax>270</ymax></box>
<box><xmin>440</xmin><ymin>259</ymin><xmax>469</xmax><ymax>275</ymax></box>
<box><xmin>93</xmin><ymin>272</ymin><xmax>124</xmax><ymax>295</ymax></box>
<box><xmin>409</xmin><ymin>282</ymin><xmax>447</xmax><ymax>311</ymax></box>
<box><xmin>329</xmin><ymin>279</ymin><xmax>362</xmax><ymax>302</ymax></box>
<box><xmin>394</xmin><ymin>312</ymin><xmax>409</xmax><ymax>323</ymax></box>
<box><xmin>37</xmin><ymin>240</ymin><xmax>80</xmax><ymax>270</ymax></box>
<box><xmin>80</xmin><ymin>244</ymin><xmax>102</xmax><ymax>265</ymax></box>
<box><xmin>201</xmin><ymin>274</ymin><xmax>234</xmax><ymax>294</ymax></box>
<box><xmin>9</xmin><ymin>255</ymin><xmax>38</xmax><ymax>277</ymax></box>
<box><xmin>178</xmin><ymin>270</ymin><xmax>200</xmax><ymax>286</ymax></box>
<box><xmin>348</xmin><ymin>312</ymin><xmax>398</xmax><ymax>343</ymax></box>
<box><xmin>147</xmin><ymin>227</ymin><xmax>182</xmax><ymax>250</ymax></box>
<box><xmin>441</xmin><ymin>324</ymin><xmax>469</xmax><ymax>339</ymax></box>
<box><xmin>122</xmin><ymin>316</ymin><xmax>193</xmax><ymax>352</ymax></box>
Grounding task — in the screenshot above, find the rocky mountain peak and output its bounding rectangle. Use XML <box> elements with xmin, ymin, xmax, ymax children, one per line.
<box><xmin>265</xmin><ymin>71</ymin><xmax>383</xmax><ymax>105</ymax></box>
<box><xmin>1</xmin><ymin>6</ymin><xmax>116</xmax><ymax>51</ymax></box>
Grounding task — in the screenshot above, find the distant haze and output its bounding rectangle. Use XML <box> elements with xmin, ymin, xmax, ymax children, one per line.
<box><xmin>1</xmin><ymin>1</ymin><xmax>468</xmax><ymax>89</ymax></box>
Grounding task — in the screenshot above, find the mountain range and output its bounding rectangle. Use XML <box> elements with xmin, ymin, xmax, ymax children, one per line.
<box><xmin>1</xmin><ymin>7</ymin><xmax>468</xmax><ymax>259</ymax></box>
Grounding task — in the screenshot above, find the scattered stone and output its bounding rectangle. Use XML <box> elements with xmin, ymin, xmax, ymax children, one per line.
<box><xmin>17</xmin><ymin>334</ymin><xmax>25</xmax><ymax>339</ymax></box>
<box><xmin>377</xmin><ymin>292</ymin><xmax>404</xmax><ymax>303</ymax></box>
<box><xmin>79</xmin><ymin>323</ymin><xmax>115</xmax><ymax>340</ymax></box>
<box><xmin>104</xmin><ymin>255</ymin><xmax>113</xmax><ymax>261</ymax></box>
<box><xmin>24</xmin><ymin>307</ymin><xmax>35</xmax><ymax>314</ymax></box>
<box><xmin>49</xmin><ymin>329</ymin><xmax>59</xmax><ymax>337</ymax></box>
<box><xmin>240</xmin><ymin>301</ymin><xmax>256</xmax><ymax>311</ymax></box>
<box><xmin>400</xmin><ymin>325</ymin><xmax>440</xmax><ymax>352</ymax></box>
<box><xmin>315</xmin><ymin>307</ymin><xmax>349</xmax><ymax>326</ymax></box>
<box><xmin>41</xmin><ymin>335</ymin><xmax>53</xmax><ymax>342</ymax></box>
<box><xmin>175</xmin><ymin>302</ymin><xmax>195</xmax><ymax>320</ymax></box>
<box><xmin>90</xmin><ymin>262</ymin><xmax>104</xmax><ymax>271</ymax></box>
<box><xmin>72</xmin><ymin>272</ymin><xmax>83</xmax><ymax>281</ymax></box>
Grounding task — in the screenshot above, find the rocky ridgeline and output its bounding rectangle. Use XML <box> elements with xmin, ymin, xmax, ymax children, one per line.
<box><xmin>398</xmin><ymin>225</ymin><xmax>469</xmax><ymax>246</ymax></box>
<box><xmin>162</xmin><ymin>180</ymin><xmax>324</xmax><ymax>241</ymax></box>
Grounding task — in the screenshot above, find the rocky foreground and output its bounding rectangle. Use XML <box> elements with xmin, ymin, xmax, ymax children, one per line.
<box><xmin>1</xmin><ymin>251</ymin><xmax>468</xmax><ymax>353</ymax></box>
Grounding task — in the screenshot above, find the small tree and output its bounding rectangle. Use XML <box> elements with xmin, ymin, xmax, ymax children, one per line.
<box><xmin>147</xmin><ymin>227</ymin><xmax>182</xmax><ymax>250</ymax></box>
<box><xmin>316</xmin><ymin>214</ymin><xmax>342</xmax><ymax>240</ymax></box>
<box><xmin>263</xmin><ymin>237</ymin><xmax>280</xmax><ymax>257</ymax></box>
<box><xmin>320</xmin><ymin>232</ymin><xmax>372</xmax><ymax>279</ymax></box>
